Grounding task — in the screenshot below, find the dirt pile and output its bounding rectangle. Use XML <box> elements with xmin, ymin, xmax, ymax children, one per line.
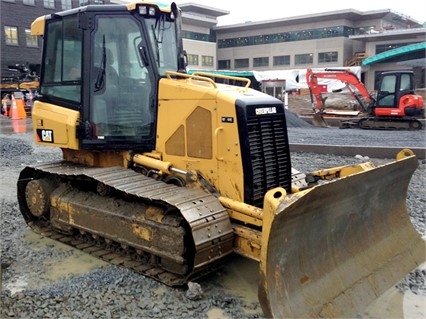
<box><xmin>284</xmin><ymin>91</ymin><xmax>359</xmax><ymax>128</ymax></box>
<box><xmin>287</xmin><ymin>90</ymin><xmax>363</xmax><ymax>115</ymax></box>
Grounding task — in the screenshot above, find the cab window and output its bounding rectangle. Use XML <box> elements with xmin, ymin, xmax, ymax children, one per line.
<box><xmin>40</xmin><ymin>16</ymin><xmax>82</xmax><ymax>104</ymax></box>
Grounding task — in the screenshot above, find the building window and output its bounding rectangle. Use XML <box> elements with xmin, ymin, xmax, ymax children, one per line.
<box><xmin>23</xmin><ymin>0</ymin><xmax>35</xmax><ymax>5</ymax></box>
<box><xmin>25</xmin><ymin>29</ymin><xmax>38</xmax><ymax>47</ymax></box>
<box><xmin>4</xmin><ymin>26</ymin><xmax>18</xmax><ymax>45</ymax></box>
<box><xmin>295</xmin><ymin>53</ymin><xmax>313</xmax><ymax>65</ymax></box>
<box><xmin>253</xmin><ymin>57</ymin><xmax>269</xmax><ymax>67</ymax></box>
<box><xmin>218</xmin><ymin>60</ymin><xmax>230</xmax><ymax>69</ymax></box>
<box><xmin>201</xmin><ymin>55</ymin><xmax>214</xmax><ymax>67</ymax></box>
<box><xmin>78</xmin><ymin>0</ymin><xmax>105</xmax><ymax>5</ymax></box>
<box><xmin>234</xmin><ymin>58</ymin><xmax>249</xmax><ymax>69</ymax></box>
<box><xmin>43</xmin><ymin>0</ymin><xmax>55</xmax><ymax>9</ymax></box>
<box><xmin>61</xmin><ymin>0</ymin><xmax>72</xmax><ymax>10</ymax></box>
<box><xmin>187</xmin><ymin>54</ymin><xmax>199</xmax><ymax>66</ymax></box>
<box><xmin>273</xmin><ymin>55</ymin><xmax>290</xmax><ymax>66</ymax></box>
<box><xmin>218</xmin><ymin>26</ymin><xmax>349</xmax><ymax>49</ymax></box>
<box><xmin>182</xmin><ymin>31</ymin><xmax>214</xmax><ymax>42</ymax></box>
<box><xmin>318</xmin><ymin>51</ymin><xmax>338</xmax><ymax>63</ymax></box>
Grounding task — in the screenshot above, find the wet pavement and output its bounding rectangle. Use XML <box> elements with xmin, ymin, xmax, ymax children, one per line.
<box><xmin>0</xmin><ymin>116</ymin><xmax>32</xmax><ymax>135</ymax></box>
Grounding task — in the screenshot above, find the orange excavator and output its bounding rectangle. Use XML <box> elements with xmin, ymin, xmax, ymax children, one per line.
<box><xmin>306</xmin><ymin>68</ymin><xmax>424</xmax><ymax>129</ymax></box>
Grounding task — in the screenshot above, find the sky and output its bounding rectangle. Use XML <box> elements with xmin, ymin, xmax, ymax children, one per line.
<box><xmin>176</xmin><ymin>0</ymin><xmax>426</xmax><ymax>26</ymax></box>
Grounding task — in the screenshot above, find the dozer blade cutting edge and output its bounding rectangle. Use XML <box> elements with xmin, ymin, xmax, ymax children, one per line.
<box><xmin>258</xmin><ymin>154</ymin><xmax>424</xmax><ymax>318</ymax></box>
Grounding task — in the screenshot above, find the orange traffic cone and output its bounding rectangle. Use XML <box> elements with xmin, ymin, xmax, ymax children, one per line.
<box><xmin>9</xmin><ymin>94</ymin><xmax>27</xmax><ymax>120</ymax></box>
<box><xmin>11</xmin><ymin>119</ymin><xmax>27</xmax><ymax>133</ymax></box>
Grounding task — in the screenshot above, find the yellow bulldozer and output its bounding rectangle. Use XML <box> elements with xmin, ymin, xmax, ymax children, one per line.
<box><xmin>18</xmin><ymin>2</ymin><xmax>424</xmax><ymax>317</ymax></box>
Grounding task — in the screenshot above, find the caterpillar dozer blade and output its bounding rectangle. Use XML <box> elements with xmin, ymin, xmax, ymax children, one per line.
<box><xmin>259</xmin><ymin>154</ymin><xmax>424</xmax><ymax>318</ymax></box>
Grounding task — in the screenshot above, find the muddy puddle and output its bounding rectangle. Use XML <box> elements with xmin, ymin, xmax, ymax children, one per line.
<box><xmin>24</xmin><ymin>231</ymin><xmax>108</xmax><ymax>280</ymax></box>
<box><xmin>206</xmin><ymin>307</ymin><xmax>229</xmax><ymax>319</ymax></box>
<box><xmin>4</xmin><ymin>230</ymin><xmax>107</xmax><ymax>295</ymax></box>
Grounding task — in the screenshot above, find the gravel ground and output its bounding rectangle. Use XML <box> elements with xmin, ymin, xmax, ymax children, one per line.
<box><xmin>1</xmin><ymin>115</ymin><xmax>425</xmax><ymax>319</ymax></box>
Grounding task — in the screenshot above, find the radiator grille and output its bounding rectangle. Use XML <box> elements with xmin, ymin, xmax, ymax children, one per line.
<box><xmin>246</xmin><ymin>113</ymin><xmax>291</xmax><ymax>207</ymax></box>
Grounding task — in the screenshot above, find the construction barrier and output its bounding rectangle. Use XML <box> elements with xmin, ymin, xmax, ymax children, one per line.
<box><xmin>9</xmin><ymin>93</ymin><xmax>27</xmax><ymax>120</ymax></box>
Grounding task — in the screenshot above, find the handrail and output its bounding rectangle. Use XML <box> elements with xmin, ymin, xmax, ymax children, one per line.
<box><xmin>165</xmin><ymin>71</ymin><xmax>218</xmax><ymax>88</ymax></box>
<box><xmin>165</xmin><ymin>70</ymin><xmax>252</xmax><ymax>91</ymax></box>
<box><xmin>345</xmin><ymin>52</ymin><xmax>368</xmax><ymax>66</ymax></box>
<box><xmin>192</xmin><ymin>72</ymin><xmax>251</xmax><ymax>90</ymax></box>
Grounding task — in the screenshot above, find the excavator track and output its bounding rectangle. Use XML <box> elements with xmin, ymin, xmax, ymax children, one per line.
<box><xmin>17</xmin><ymin>162</ymin><xmax>234</xmax><ymax>286</ymax></box>
<box><xmin>357</xmin><ymin>117</ymin><xmax>423</xmax><ymax>130</ymax></box>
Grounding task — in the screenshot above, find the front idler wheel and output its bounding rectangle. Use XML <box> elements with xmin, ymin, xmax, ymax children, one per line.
<box><xmin>25</xmin><ymin>178</ymin><xmax>57</xmax><ymax>218</ymax></box>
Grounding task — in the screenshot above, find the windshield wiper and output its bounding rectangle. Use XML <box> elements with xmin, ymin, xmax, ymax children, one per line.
<box><xmin>151</xmin><ymin>24</ymin><xmax>160</xmax><ymax>66</ymax></box>
<box><xmin>94</xmin><ymin>36</ymin><xmax>106</xmax><ymax>92</ymax></box>
<box><xmin>151</xmin><ymin>15</ymin><xmax>166</xmax><ymax>67</ymax></box>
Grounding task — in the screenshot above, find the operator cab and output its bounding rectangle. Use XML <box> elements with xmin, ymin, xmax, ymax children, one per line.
<box><xmin>36</xmin><ymin>2</ymin><xmax>183</xmax><ymax>151</ymax></box>
<box><xmin>376</xmin><ymin>71</ymin><xmax>415</xmax><ymax>108</ymax></box>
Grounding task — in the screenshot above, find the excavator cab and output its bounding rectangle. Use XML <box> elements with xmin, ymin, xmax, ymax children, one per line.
<box><xmin>375</xmin><ymin>71</ymin><xmax>424</xmax><ymax>117</ymax></box>
<box><xmin>376</xmin><ymin>71</ymin><xmax>414</xmax><ymax>106</ymax></box>
<box><xmin>32</xmin><ymin>2</ymin><xmax>183</xmax><ymax>152</ymax></box>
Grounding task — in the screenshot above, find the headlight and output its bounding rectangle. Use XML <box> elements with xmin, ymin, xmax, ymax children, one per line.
<box><xmin>138</xmin><ymin>5</ymin><xmax>156</xmax><ymax>16</ymax></box>
<box><xmin>138</xmin><ymin>5</ymin><xmax>147</xmax><ymax>15</ymax></box>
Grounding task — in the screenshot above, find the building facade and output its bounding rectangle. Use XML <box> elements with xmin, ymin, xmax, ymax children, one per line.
<box><xmin>180</xmin><ymin>5</ymin><xmax>425</xmax><ymax>90</ymax></box>
<box><xmin>1</xmin><ymin>1</ymin><xmax>425</xmax><ymax>90</ymax></box>
<box><xmin>210</xmin><ymin>9</ymin><xmax>425</xmax><ymax>89</ymax></box>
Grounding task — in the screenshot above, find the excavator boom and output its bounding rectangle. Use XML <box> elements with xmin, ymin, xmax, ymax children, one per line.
<box><xmin>306</xmin><ymin>68</ymin><xmax>374</xmax><ymax>128</ymax></box>
<box><xmin>306</xmin><ymin>68</ymin><xmax>374</xmax><ymax>110</ymax></box>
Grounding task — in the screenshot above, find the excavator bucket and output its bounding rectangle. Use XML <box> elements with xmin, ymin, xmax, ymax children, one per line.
<box><xmin>311</xmin><ymin>112</ymin><xmax>329</xmax><ymax>127</ymax></box>
<box><xmin>258</xmin><ymin>155</ymin><xmax>424</xmax><ymax>318</ymax></box>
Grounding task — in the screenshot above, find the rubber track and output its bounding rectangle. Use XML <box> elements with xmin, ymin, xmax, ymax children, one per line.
<box><xmin>357</xmin><ymin>117</ymin><xmax>423</xmax><ymax>131</ymax></box>
<box><xmin>20</xmin><ymin>162</ymin><xmax>234</xmax><ymax>286</ymax></box>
